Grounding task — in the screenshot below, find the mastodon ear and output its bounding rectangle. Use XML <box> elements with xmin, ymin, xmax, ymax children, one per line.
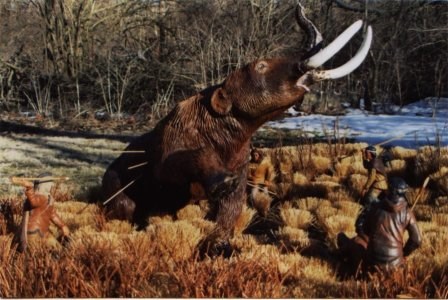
<box><xmin>211</xmin><ymin>87</ymin><xmax>232</xmax><ymax>115</ymax></box>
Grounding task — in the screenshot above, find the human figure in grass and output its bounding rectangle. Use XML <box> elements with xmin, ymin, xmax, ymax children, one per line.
<box><xmin>361</xmin><ymin>145</ymin><xmax>388</xmax><ymax>206</ymax></box>
<box><xmin>11</xmin><ymin>173</ymin><xmax>70</xmax><ymax>252</ymax></box>
<box><xmin>338</xmin><ymin>177</ymin><xmax>422</xmax><ymax>275</ymax></box>
<box><xmin>247</xmin><ymin>148</ymin><xmax>276</xmax><ymax>215</ymax></box>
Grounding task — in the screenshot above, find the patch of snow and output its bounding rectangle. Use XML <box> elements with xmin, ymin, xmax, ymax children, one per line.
<box><xmin>268</xmin><ymin>97</ymin><xmax>448</xmax><ymax>148</ymax></box>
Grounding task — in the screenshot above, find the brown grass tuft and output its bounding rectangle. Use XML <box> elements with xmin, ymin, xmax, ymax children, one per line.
<box><xmin>320</xmin><ymin>215</ymin><xmax>356</xmax><ymax>246</ymax></box>
<box><xmin>292</xmin><ymin>197</ymin><xmax>324</xmax><ymax>213</ymax></box>
<box><xmin>147</xmin><ymin>220</ymin><xmax>203</xmax><ymax>262</ymax></box>
<box><xmin>391</xmin><ymin>147</ymin><xmax>417</xmax><ymax>160</ymax></box>
<box><xmin>387</xmin><ymin>159</ymin><xmax>408</xmax><ymax>178</ymax></box>
<box><xmin>279</xmin><ymin>204</ymin><xmax>314</xmax><ymax>230</ymax></box>
<box><xmin>347</xmin><ymin>174</ymin><xmax>367</xmax><ymax>195</ymax></box>
<box><xmin>432</xmin><ymin>213</ymin><xmax>448</xmax><ymax>227</ymax></box>
<box><xmin>234</xmin><ymin>205</ymin><xmax>256</xmax><ymax>235</ymax></box>
<box><xmin>327</xmin><ymin>188</ymin><xmax>357</xmax><ymax>203</ymax></box>
<box><xmin>293</xmin><ymin>172</ymin><xmax>309</xmax><ymax>186</ymax></box>
<box><xmin>277</xmin><ymin>226</ymin><xmax>310</xmax><ymax>248</ymax></box>
<box><xmin>250</xmin><ymin>190</ymin><xmax>273</xmax><ymax>217</ymax></box>
<box><xmin>332</xmin><ymin>200</ymin><xmax>362</xmax><ymax>219</ymax></box>
<box><xmin>176</xmin><ymin>204</ymin><xmax>206</xmax><ymax>221</ymax></box>
<box><xmin>413</xmin><ymin>205</ymin><xmax>433</xmax><ymax>222</ymax></box>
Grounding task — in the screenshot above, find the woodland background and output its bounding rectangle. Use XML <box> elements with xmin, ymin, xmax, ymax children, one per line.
<box><xmin>0</xmin><ymin>0</ymin><xmax>447</xmax><ymax>123</ymax></box>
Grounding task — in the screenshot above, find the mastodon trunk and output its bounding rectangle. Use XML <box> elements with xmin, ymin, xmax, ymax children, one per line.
<box><xmin>295</xmin><ymin>2</ymin><xmax>323</xmax><ymax>59</ymax></box>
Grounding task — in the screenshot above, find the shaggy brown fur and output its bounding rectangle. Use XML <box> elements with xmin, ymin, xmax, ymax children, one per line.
<box><xmin>102</xmin><ymin>58</ymin><xmax>313</xmax><ymax>254</ymax></box>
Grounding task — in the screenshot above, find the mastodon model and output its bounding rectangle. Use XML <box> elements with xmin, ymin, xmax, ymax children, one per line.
<box><xmin>102</xmin><ymin>5</ymin><xmax>373</xmax><ymax>255</ymax></box>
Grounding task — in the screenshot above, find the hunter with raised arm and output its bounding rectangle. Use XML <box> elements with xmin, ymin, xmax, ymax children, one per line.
<box><xmin>11</xmin><ymin>173</ymin><xmax>70</xmax><ymax>252</ymax></box>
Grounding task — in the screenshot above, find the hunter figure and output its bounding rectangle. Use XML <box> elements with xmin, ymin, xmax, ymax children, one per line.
<box><xmin>361</xmin><ymin>145</ymin><xmax>388</xmax><ymax>206</ymax></box>
<box><xmin>247</xmin><ymin>148</ymin><xmax>275</xmax><ymax>198</ymax></box>
<box><xmin>246</xmin><ymin>148</ymin><xmax>276</xmax><ymax>216</ymax></box>
<box><xmin>338</xmin><ymin>177</ymin><xmax>422</xmax><ymax>275</ymax></box>
<box><xmin>11</xmin><ymin>173</ymin><xmax>70</xmax><ymax>252</ymax></box>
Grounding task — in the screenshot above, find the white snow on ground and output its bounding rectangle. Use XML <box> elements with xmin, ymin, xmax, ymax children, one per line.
<box><xmin>267</xmin><ymin>97</ymin><xmax>448</xmax><ymax>148</ymax></box>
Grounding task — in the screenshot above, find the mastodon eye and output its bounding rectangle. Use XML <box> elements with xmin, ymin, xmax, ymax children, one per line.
<box><xmin>255</xmin><ymin>61</ymin><xmax>268</xmax><ymax>74</ymax></box>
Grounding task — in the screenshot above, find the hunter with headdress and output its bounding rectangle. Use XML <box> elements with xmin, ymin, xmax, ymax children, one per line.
<box><xmin>361</xmin><ymin>145</ymin><xmax>388</xmax><ymax>206</ymax></box>
<box><xmin>11</xmin><ymin>172</ymin><xmax>70</xmax><ymax>252</ymax></box>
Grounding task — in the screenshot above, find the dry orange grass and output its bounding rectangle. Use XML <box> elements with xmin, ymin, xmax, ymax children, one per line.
<box><xmin>327</xmin><ymin>187</ymin><xmax>357</xmax><ymax>203</ymax></box>
<box><xmin>277</xmin><ymin>226</ymin><xmax>310</xmax><ymax>248</ymax></box>
<box><xmin>176</xmin><ymin>204</ymin><xmax>206</xmax><ymax>221</ymax></box>
<box><xmin>432</xmin><ymin>213</ymin><xmax>448</xmax><ymax>227</ymax></box>
<box><xmin>279</xmin><ymin>203</ymin><xmax>314</xmax><ymax>230</ymax></box>
<box><xmin>239</xmin><ymin>244</ymin><xmax>281</xmax><ymax>264</ymax></box>
<box><xmin>310</xmin><ymin>181</ymin><xmax>340</xmax><ymax>197</ymax></box>
<box><xmin>250</xmin><ymin>189</ymin><xmax>273</xmax><ymax>217</ymax></box>
<box><xmin>429</xmin><ymin>166</ymin><xmax>448</xmax><ymax>194</ymax></box>
<box><xmin>347</xmin><ymin>173</ymin><xmax>367</xmax><ymax>195</ymax></box>
<box><xmin>413</xmin><ymin>205</ymin><xmax>433</xmax><ymax>222</ymax></box>
<box><xmin>230</xmin><ymin>234</ymin><xmax>259</xmax><ymax>253</ymax></box>
<box><xmin>310</xmin><ymin>156</ymin><xmax>332</xmax><ymax>173</ymax></box>
<box><xmin>234</xmin><ymin>205</ymin><xmax>256</xmax><ymax>235</ymax></box>
<box><xmin>390</xmin><ymin>146</ymin><xmax>417</xmax><ymax>160</ymax></box>
<box><xmin>387</xmin><ymin>159</ymin><xmax>408</xmax><ymax>177</ymax></box>
<box><xmin>315</xmin><ymin>204</ymin><xmax>339</xmax><ymax>222</ymax></box>
<box><xmin>146</xmin><ymin>220</ymin><xmax>203</xmax><ymax>262</ymax></box>
<box><xmin>292</xmin><ymin>197</ymin><xmax>324</xmax><ymax>213</ymax></box>
<box><xmin>407</xmin><ymin>186</ymin><xmax>432</xmax><ymax>207</ymax></box>
<box><xmin>332</xmin><ymin>200</ymin><xmax>362</xmax><ymax>219</ymax></box>
<box><xmin>320</xmin><ymin>214</ymin><xmax>356</xmax><ymax>246</ymax></box>
<box><xmin>292</xmin><ymin>172</ymin><xmax>309</xmax><ymax>186</ymax></box>
<box><xmin>1</xmin><ymin>143</ymin><xmax>448</xmax><ymax>298</ymax></box>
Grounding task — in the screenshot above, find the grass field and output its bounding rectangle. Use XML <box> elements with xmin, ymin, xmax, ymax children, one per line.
<box><xmin>0</xmin><ymin>132</ymin><xmax>447</xmax><ymax>298</ymax></box>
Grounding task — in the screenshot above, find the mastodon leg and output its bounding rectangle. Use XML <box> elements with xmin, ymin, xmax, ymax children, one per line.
<box><xmin>102</xmin><ymin>169</ymin><xmax>136</xmax><ymax>222</ymax></box>
<box><xmin>199</xmin><ymin>177</ymin><xmax>245</xmax><ymax>258</ymax></box>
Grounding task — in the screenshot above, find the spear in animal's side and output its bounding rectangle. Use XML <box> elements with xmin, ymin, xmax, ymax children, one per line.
<box><xmin>128</xmin><ymin>161</ymin><xmax>148</xmax><ymax>170</ymax></box>
<box><xmin>103</xmin><ymin>178</ymin><xmax>138</xmax><ymax>205</ymax></box>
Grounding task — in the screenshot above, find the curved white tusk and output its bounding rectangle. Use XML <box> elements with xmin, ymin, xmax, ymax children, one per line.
<box><xmin>305</xmin><ymin>20</ymin><xmax>363</xmax><ymax>68</ymax></box>
<box><xmin>311</xmin><ymin>25</ymin><xmax>373</xmax><ymax>80</ymax></box>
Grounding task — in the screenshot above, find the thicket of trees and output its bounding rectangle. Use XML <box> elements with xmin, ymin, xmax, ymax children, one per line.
<box><xmin>0</xmin><ymin>0</ymin><xmax>446</xmax><ymax>119</ymax></box>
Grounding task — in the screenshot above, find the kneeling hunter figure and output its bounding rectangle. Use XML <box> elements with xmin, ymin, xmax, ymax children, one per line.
<box><xmin>361</xmin><ymin>145</ymin><xmax>388</xmax><ymax>206</ymax></box>
<box><xmin>338</xmin><ymin>177</ymin><xmax>422</xmax><ymax>275</ymax></box>
<box><xmin>11</xmin><ymin>173</ymin><xmax>70</xmax><ymax>252</ymax></box>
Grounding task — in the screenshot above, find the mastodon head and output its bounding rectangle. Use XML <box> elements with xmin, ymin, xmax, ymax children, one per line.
<box><xmin>209</xmin><ymin>4</ymin><xmax>372</xmax><ymax>124</ymax></box>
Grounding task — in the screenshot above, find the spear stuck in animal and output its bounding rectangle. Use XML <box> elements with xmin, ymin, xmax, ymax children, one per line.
<box><xmin>103</xmin><ymin>178</ymin><xmax>138</xmax><ymax>205</ymax></box>
<box><xmin>128</xmin><ymin>161</ymin><xmax>149</xmax><ymax>170</ymax></box>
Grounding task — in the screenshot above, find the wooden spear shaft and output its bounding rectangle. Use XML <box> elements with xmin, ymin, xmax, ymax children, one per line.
<box><xmin>339</xmin><ymin>131</ymin><xmax>419</xmax><ymax>161</ymax></box>
<box><xmin>104</xmin><ymin>150</ymin><xmax>145</xmax><ymax>153</ymax></box>
<box><xmin>128</xmin><ymin>161</ymin><xmax>148</xmax><ymax>170</ymax></box>
<box><xmin>247</xmin><ymin>181</ymin><xmax>277</xmax><ymax>196</ymax></box>
<box><xmin>411</xmin><ymin>176</ymin><xmax>430</xmax><ymax>211</ymax></box>
<box><xmin>10</xmin><ymin>176</ymin><xmax>70</xmax><ymax>182</ymax></box>
<box><xmin>103</xmin><ymin>179</ymin><xmax>137</xmax><ymax>205</ymax></box>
